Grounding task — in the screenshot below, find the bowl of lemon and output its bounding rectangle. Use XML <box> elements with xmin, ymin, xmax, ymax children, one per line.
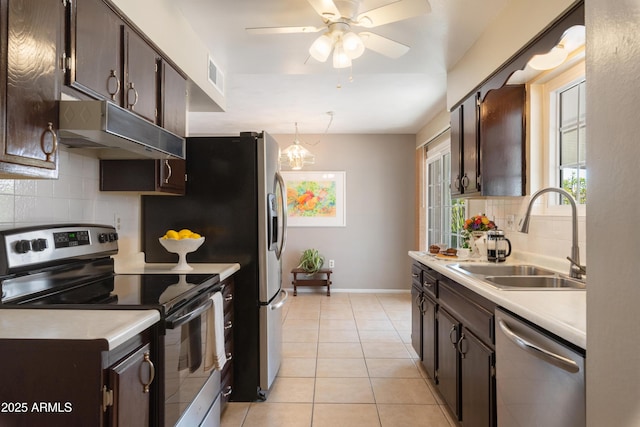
<box><xmin>159</xmin><ymin>229</ymin><xmax>204</xmax><ymax>271</ymax></box>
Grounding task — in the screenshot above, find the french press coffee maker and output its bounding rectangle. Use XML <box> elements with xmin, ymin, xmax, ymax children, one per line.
<box><xmin>486</xmin><ymin>229</ymin><xmax>511</xmax><ymax>262</ymax></box>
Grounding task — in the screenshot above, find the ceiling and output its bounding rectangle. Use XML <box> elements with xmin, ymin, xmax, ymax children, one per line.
<box><xmin>174</xmin><ymin>0</ymin><xmax>510</xmax><ymax>135</ymax></box>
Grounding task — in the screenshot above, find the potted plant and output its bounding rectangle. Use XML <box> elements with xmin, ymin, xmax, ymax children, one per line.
<box><xmin>297</xmin><ymin>248</ymin><xmax>325</xmax><ymax>274</ymax></box>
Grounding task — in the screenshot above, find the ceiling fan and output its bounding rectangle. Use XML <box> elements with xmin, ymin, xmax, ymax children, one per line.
<box><xmin>246</xmin><ymin>0</ymin><xmax>432</xmax><ymax>68</ymax></box>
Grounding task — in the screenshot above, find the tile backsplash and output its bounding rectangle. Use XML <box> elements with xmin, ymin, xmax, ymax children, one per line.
<box><xmin>0</xmin><ymin>148</ymin><xmax>141</xmax><ymax>256</ymax></box>
<box><xmin>480</xmin><ymin>197</ymin><xmax>587</xmax><ymax>264</ymax></box>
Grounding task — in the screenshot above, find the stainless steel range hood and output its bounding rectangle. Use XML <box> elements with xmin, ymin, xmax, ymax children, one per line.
<box><xmin>58</xmin><ymin>100</ymin><xmax>185</xmax><ymax>160</ymax></box>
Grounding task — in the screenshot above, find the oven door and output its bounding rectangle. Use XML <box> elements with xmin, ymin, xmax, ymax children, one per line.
<box><xmin>163</xmin><ymin>293</ymin><xmax>221</xmax><ymax>427</ymax></box>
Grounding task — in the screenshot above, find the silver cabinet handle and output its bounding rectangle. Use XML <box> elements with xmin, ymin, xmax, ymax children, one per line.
<box><xmin>141</xmin><ymin>352</ymin><xmax>155</xmax><ymax>393</ymax></box>
<box><xmin>222</xmin><ymin>386</ymin><xmax>232</xmax><ymax>397</ymax></box>
<box><xmin>457</xmin><ymin>333</ymin><xmax>467</xmax><ymax>359</ymax></box>
<box><xmin>225</xmin><ymin>352</ymin><xmax>233</xmax><ymax>361</ymax></box>
<box><xmin>107</xmin><ymin>69</ymin><xmax>121</xmax><ymax>100</ymax></box>
<box><xmin>164</xmin><ymin>160</ymin><xmax>172</xmax><ymax>184</ymax></box>
<box><xmin>126</xmin><ymin>82</ymin><xmax>139</xmax><ymax>109</ymax></box>
<box><xmin>224</xmin><ymin>321</ymin><xmax>233</xmax><ymax>330</ymax></box>
<box><xmin>498</xmin><ymin>319</ymin><xmax>580</xmax><ymax>373</ymax></box>
<box><xmin>41</xmin><ymin>122</ymin><xmax>58</xmax><ymax>162</ymax></box>
<box><xmin>449</xmin><ymin>325</ymin><xmax>457</xmax><ymax>346</ymax></box>
<box><xmin>224</xmin><ymin>294</ymin><xmax>233</xmax><ymax>302</ymax></box>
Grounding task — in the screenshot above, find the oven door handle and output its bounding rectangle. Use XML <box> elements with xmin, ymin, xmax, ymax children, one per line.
<box><xmin>166</xmin><ymin>298</ymin><xmax>213</xmax><ymax>329</ymax></box>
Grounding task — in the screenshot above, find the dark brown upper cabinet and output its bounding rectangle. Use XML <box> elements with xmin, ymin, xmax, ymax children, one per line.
<box><xmin>68</xmin><ymin>0</ymin><xmax>123</xmax><ymax>102</ymax></box>
<box><xmin>480</xmin><ymin>85</ymin><xmax>526</xmax><ymax>196</ymax></box>
<box><xmin>0</xmin><ymin>0</ymin><xmax>64</xmax><ymax>179</ymax></box>
<box><xmin>451</xmin><ymin>93</ymin><xmax>481</xmax><ymax>197</ymax></box>
<box><xmin>160</xmin><ymin>60</ymin><xmax>187</xmax><ymax>137</ymax></box>
<box><xmin>122</xmin><ymin>26</ymin><xmax>159</xmax><ymax>123</ymax></box>
<box><xmin>449</xmin><ymin>1</ymin><xmax>584</xmax><ymax>198</ymax></box>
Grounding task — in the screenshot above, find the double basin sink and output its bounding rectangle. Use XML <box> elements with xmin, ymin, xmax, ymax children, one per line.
<box><xmin>447</xmin><ymin>264</ymin><xmax>586</xmax><ymax>290</ymax></box>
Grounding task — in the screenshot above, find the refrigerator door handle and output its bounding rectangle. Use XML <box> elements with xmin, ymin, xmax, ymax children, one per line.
<box><xmin>269</xmin><ymin>289</ymin><xmax>288</xmax><ymax>310</ymax></box>
<box><xmin>275</xmin><ymin>172</ymin><xmax>288</xmax><ymax>260</ymax></box>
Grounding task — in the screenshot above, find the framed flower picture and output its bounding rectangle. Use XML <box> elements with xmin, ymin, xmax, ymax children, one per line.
<box><xmin>281</xmin><ymin>171</ymin><xmax>346</xmax><ymax>227</ymax></box>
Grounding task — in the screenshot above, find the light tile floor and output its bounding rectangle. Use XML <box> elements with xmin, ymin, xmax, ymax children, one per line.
<box><xmin>221</xmin><ymin>292</ymin><xmax>458</xmax><ymax>427</ymax></box>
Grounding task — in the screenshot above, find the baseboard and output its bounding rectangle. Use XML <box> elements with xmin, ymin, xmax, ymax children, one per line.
<box><xmin>285</xmin><ymin>287</ymin><xmax>410</xmax><ymax>294</ymax></box>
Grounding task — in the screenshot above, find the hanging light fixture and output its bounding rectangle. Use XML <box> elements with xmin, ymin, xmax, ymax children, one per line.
<box><xmin>279</xmin><ymin>123</ymin><xmax>315</xmax><ymax>170</ymax></box>
<box><xmin>308</xmin><ymin>22</ymin><xmax>364</xmax><ymax>69</ymax></box>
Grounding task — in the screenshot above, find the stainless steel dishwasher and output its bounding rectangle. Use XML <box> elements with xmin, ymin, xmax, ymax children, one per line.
<box><xmin>495</xmin><ymin>308</ymin><xmax>585</xmax><ymax>427</ymax></box>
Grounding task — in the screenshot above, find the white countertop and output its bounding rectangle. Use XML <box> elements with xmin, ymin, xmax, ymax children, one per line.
<box><xmin>409</xmin><ymin>251</ymin><xmax>586</xmax><ymax>349</ymax></box>
<box><xmin>0</xmin><ymin>309</ymin><xmax>160</xmax><ymax>350</ymax></box>
<box><xmin>113</xmin><ymin>252</ymin><xmax>240</xmax><ymax>280</ymax></box>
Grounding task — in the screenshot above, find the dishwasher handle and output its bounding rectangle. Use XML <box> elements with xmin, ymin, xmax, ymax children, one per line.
<box><xmin>497</xmin><ymin>319</ymin><xmax>580</xmax><ymax>374</ymax></box>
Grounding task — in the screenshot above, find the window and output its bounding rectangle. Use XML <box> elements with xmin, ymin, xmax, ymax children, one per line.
<box><xmin>425</xmin><ymin>142</ymin><xmax>465</xmax><ymax>248</ymax></box>
<box><xmin>558</xmin><ymin>79</ymin><xmax>586</xmax><ymax>204</ymax></box>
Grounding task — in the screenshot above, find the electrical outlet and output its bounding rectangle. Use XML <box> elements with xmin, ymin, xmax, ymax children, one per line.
<box><xmin>328</xmin><ymin>259</ymin><xmax>335</xmax><ymax>268</ymax></box>
<box><xmin>114</xmin><ymin>213</ymin><xmax>121</xmax><ymax>231</ymax></box>
<box><xmin>506</xmin><ymin>214</ymin><xmax>515</xmax><ymax>230</ymax></box>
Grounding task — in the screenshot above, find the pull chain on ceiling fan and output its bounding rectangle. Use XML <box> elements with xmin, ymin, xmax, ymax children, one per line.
<box><xmin>246</xmin><ymin>0</ymin><xmax>431</xmax><ymax>68</ymax></box>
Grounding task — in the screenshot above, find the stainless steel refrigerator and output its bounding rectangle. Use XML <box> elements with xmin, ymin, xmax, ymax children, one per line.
<box><xmin>141</xmin><ymin>132</ymin><xmax>288</xmax><ymax>401</ymax></box>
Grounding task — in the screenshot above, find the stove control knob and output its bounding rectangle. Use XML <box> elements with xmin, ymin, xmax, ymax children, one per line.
<box><xmin>15</xmin><ymin>240</ymin><xmax>31</xmax><ymax>254</ymax></box>
<box><xmin>110</xmin><ymin>232</ymin><xmax>119</xmax><ymax>242</ymax></box>
<box><xmin>31</xmin><ymin>238</ymin><xmax>48</xmax><ymax>252</ymax></box>
<box><xmin>98</xmin><ymin>233</ymin><xmax>108</xmax><ymax>243</ymax></box>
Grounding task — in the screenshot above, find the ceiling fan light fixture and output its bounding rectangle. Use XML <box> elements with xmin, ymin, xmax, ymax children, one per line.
<box><xmin>528</xmin><ymin>43</ymin><xmax>568</xmax><ymax>70</ymax></box>
<box><xmin>332</xmin><ymin>41</ymin><xmax>352</xmax><ymax>68</ymax></box>
<box><xmin>309</xmin><ymin>34</ymin><xmax>333</xmax><ymax>62</ymax></box>
<box><xmin>342</xmin><ymin>31</ymin><xmax>365</xmax><ymax>59</ymax></box>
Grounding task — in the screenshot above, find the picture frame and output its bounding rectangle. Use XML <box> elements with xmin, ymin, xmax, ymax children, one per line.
<box><xmin>281</xmin><ymin>171</ymin><xmax>346</xmax><ymax>227</ymax></box>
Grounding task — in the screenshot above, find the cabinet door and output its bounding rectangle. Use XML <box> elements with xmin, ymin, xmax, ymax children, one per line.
<box><xmin>437</xmin><ymin>307</ymin><xmax>460</xmax><ymax>419</ymax></box>
<box><xmin>450</xmin><ymin>105</ymin><xmax>462</xmax><ymax>196</ymax></box>
<box><xmin>161</xmin><ymin>61</ymin><xmax>187</xmax><ymax>137</ymax></box>
<box><xmin>1</xmin><ymin>0</ymin><xmax>62</xmax><ymax>178</ymax></box>
<box><xmin>462</xmin><ymin>94</ymin><xmax>480</xmax><ymax>195</ymax></box>
<box><xmin>459</xmin><ymin>327</ymin><xmax>495</xmax><ymax>427</ymax></box>
<box><xmin>108</xmin><ymin>343</ymin><xmax>155</xmax><ymax>427</ymax></box>
<box><xmin>123</xmin><ymin>27</ymin><xmax>158</xmax><ymax>123</ymax></box>
<box><xmin>480</xmin><ymin>85</ymin><xmax>526</xmax><ymax>196</ymax></box>
<box><xmin>411</xmin><ymin>284</ymin><xmax>423</xmax><ymax>359</ymax></box>
<box><xmin>421</xmin><ymin>294</ymin><xmax>437</xmax><ymax>381</ymax></box>
<box><xmin>158</xmin><ymin>159</ymin><xmax>186</xmax><ymax>194</ymax></box>
<box><xmin>71</xmin><ymin>0</ymin><xmax>122</xmax><ymax>101</ymax></box>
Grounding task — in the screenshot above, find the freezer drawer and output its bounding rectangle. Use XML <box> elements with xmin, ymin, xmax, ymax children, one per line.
<box><xmin>259</xmin><ymin>289</ymin><xmax>288</xmax><ymax>392</ymax></box>
<box><xmin>495</xmin><ymin>308</ymin><xmax>585</xmax><ymax>427</ymax></box>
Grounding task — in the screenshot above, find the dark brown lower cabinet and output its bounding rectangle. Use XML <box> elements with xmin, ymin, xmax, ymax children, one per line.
<box><xmin>459</xmin><ymin>327</ymin><xmax>495</xmax><ymax>427</ymax></box>
<box><xmin>0</xmin><ymin>328</ymin><xmax>158</xmax><ymax>427</ymax></box>
<box><xmin>220</xmin><ymin>276</ymin><xmax>235</xmax><ymax>405</ymax></box>
<box><xmin>107</xmin><ymin>343</ymin><xmax>154</xmax><ymax>427</ymax></box>
<box><xmin>437</xmin><ymin>307</ymin><xmax>461</xmax><ymax>418</ymax></box>
<box><xmin>421</xmin><ymin>294</ymin><xmax>437</xmax><ymax>381</ymax></box>
<box><xmin>411</xmin><ymin>282</ymin><xmax>423</xmax><ymax>359</ymax></box>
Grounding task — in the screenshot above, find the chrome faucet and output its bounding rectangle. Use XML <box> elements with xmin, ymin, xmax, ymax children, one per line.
<box><xmin>518</xmin><ymin>187</ymin><xmax>586</xmax><ymax>279</ymax></box>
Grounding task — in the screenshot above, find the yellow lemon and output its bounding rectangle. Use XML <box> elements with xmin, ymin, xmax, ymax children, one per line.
<box><xmin>178</xmin><ymin>229</ymin><xmax>192</xmax><ymax>239</ymax></box>
<box><xmin>165</xmin><ymin>230</ymin><xmax>179</xmax><ymax>239</ymax></box>
<box><xmin>190</xmin><ymin>233</ymin><xmax>201</xmax><ymax>239</ymax></box>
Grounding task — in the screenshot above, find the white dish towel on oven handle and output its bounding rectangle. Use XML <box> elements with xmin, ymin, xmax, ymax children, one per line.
<box><xmin>205</xmin><ymin>291</ymin><xmax>227</xmax><ymax>371</ymax></box>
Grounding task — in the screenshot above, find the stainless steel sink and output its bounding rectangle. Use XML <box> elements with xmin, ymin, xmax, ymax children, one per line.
<box><xmin>447</xmin><ymin>263</ymin><xmax>586</xmax><ymax>290</ymax></box>
<box><xmin>484</xmin><ymin>275</ymin><xmax>586</xmax><ymax>290</ymax></box>
<box><xmin>452</xmin><ymin>264</ymin><xmax>556</xmax><ymax>276</ymax></box>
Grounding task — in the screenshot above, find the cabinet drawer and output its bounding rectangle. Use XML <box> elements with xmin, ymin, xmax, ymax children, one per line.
<box><xmin>411</xmin><ymin>264</ymin><xmax>422</xmax><ymax>287</ymax></box>
<box><xmin>422</xmin><ymin>269</ymin><xmax>438</xmax><ymax>299</ymax></box>
<box><xmin>439</xmin><ymin>279</ymin><xmax>494</xmax><ymax>346</ymax></box>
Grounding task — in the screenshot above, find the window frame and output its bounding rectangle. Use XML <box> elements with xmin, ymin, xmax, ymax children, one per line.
<box><xmin>529</xmin><ymin>56</ymin><xmax>586</xmax><ymax>217</ymax></box>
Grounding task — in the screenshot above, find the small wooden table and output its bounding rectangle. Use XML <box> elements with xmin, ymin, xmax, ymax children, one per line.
<box><xmin>291</xmin><ymin>268</ymin><xmax>333</xmax><ymax>296</ymax></box>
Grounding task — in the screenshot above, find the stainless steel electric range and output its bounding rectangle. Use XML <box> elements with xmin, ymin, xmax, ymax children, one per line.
<box><xmin>0</xmin><ymin>224</ymin><xmax>223</xmax><ymax>426</ymax></box>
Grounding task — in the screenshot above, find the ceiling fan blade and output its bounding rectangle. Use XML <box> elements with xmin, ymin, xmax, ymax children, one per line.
<box><xmin>246</xmin><ymin>25</ymin><xmax>323</xmax><ymax>35</ymax></box>
<box><xmin>306</xmin><ymin>0</ymin><xmax>341</xmax><ymax>20</ymax></box>
<box><xmin>356</xmin><ymin>0</ymin><xmax>431</xmax><ymax>28</ymax></box>
<box><xmin>359</xmin><ymin>32</ymin><xmax>410</xmax><ymax>58</ymax></box>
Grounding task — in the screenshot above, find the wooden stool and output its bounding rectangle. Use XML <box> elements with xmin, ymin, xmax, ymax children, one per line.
<box><xmin>291</xmin><ymin>268</ymin><xmax>333</xmax><ymax>296</ymax></box>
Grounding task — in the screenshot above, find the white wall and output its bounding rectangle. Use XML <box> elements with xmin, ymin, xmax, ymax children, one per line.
<box><xmin>0</xmin><ymin>148</ymin><xmax>142</xmax><ymax>256</ymax></box>
<box><xmin>273</xmin><ymin>134</ymin><xmax>416</xmax><ymax>292</ymax></box>
<box><xmin>586</xmin><ymin>1</ymin><xmax>640</xmax><ymax>425</ymax></box>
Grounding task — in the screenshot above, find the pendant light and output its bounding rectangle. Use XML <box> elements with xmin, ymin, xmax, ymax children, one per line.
<box><xmin>279</xmin><ymin>123</ymin><xmax>315</xmax><ymax>170</ymax></box>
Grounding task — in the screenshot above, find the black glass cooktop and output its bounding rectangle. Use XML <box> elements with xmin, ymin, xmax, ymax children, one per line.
<box><xmin>1</xmin><ymin>263</ymin><xmax>218</xmax><ymax>315</ymax></box>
